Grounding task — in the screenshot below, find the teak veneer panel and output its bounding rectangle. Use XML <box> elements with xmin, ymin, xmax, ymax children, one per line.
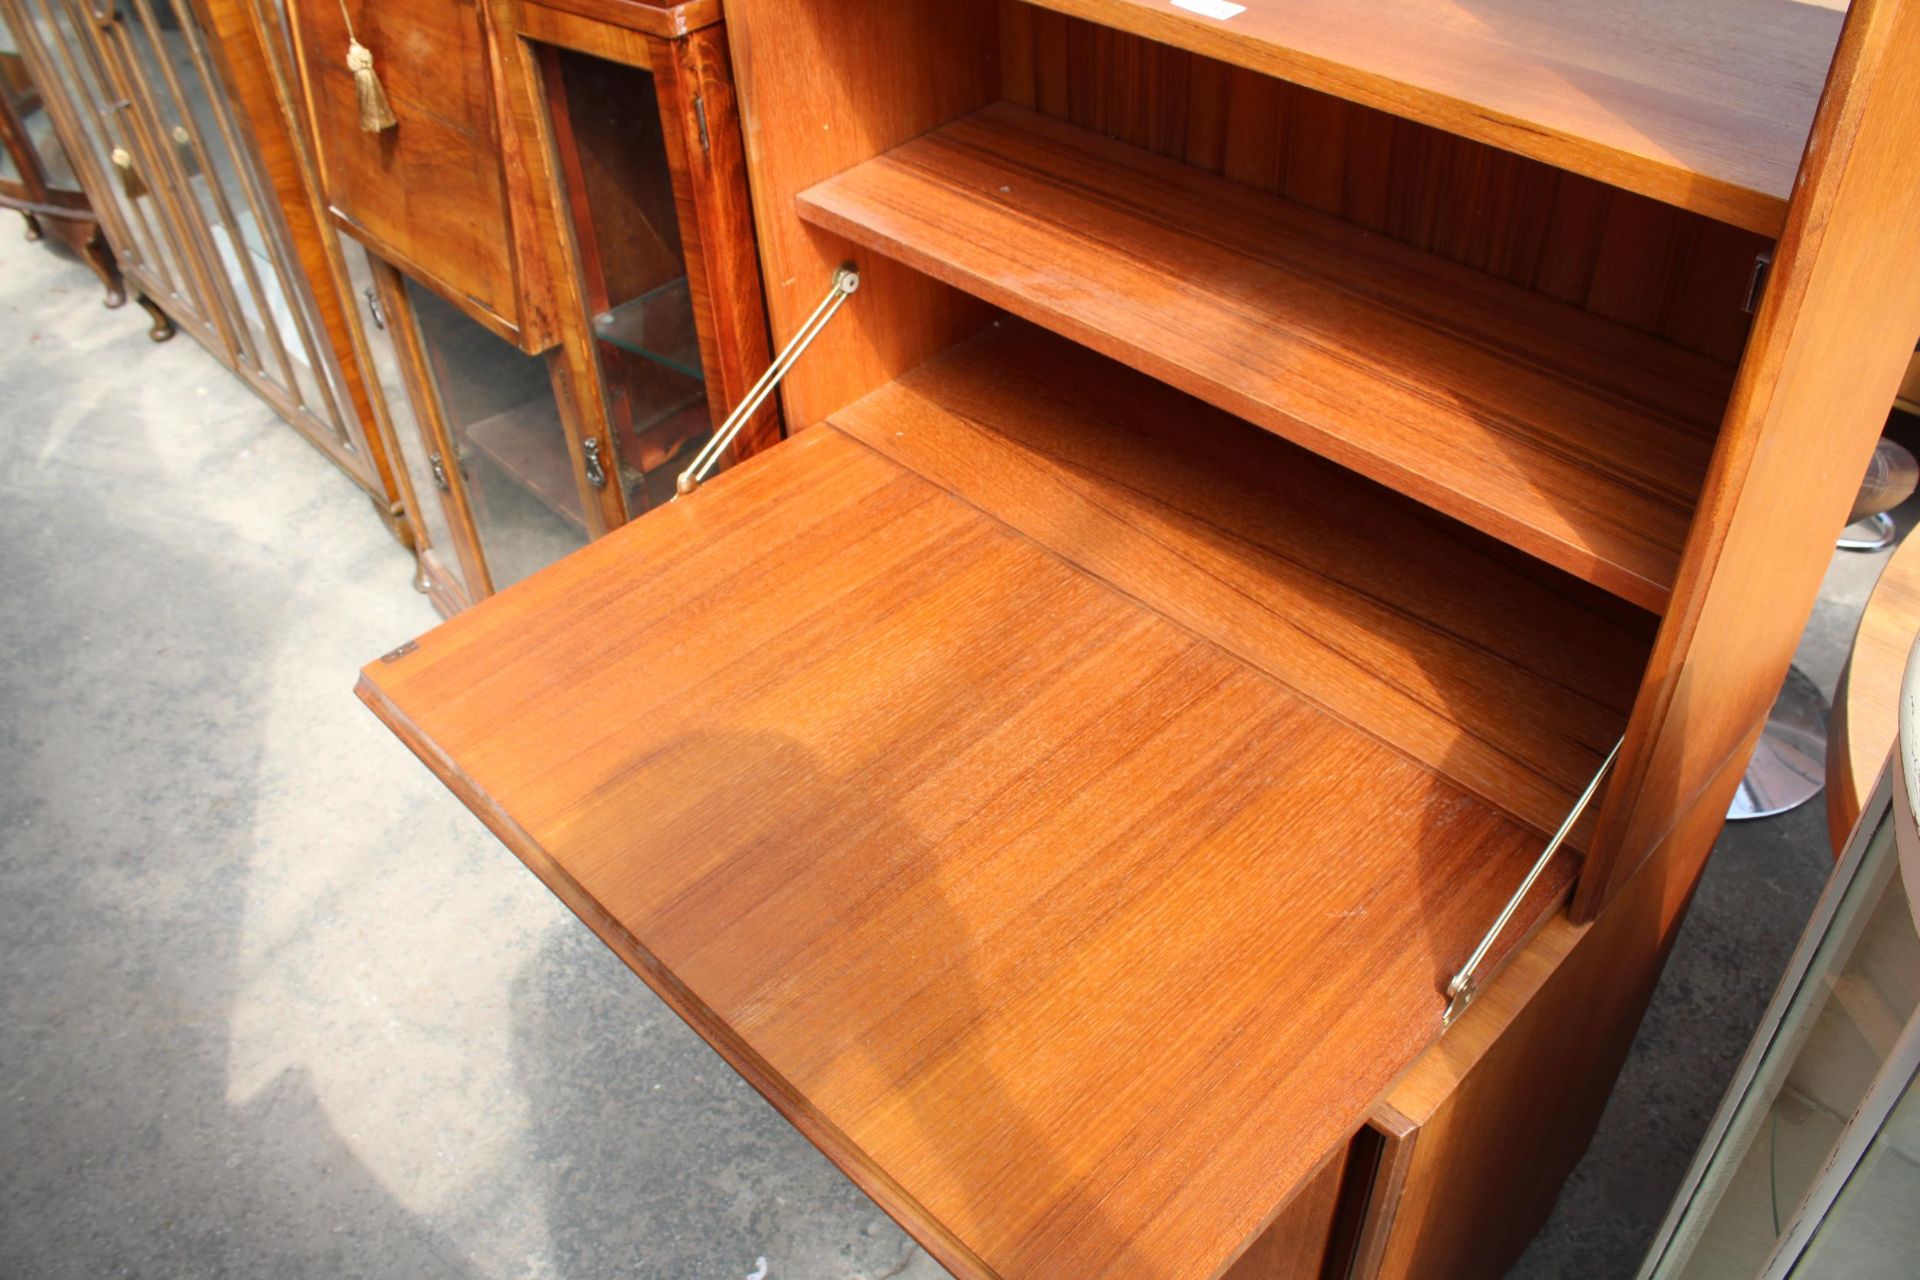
<box><xmin>998</xmin><ymin>3</ymin><xmax>1772</xmax><ymax>368</ymax></box>
<box><xmin>358</xmin><ymin>417</ymin><xmax>1576</xmax><ymax>1280</ymax></box>
<box><xmin>832</xmin><ymin>323</ymin><xmax>1649</xmax><ymax>836</ymax></box>
<box><xmin>1010</xmin><ymin>0</ymin><xmax>1844</xmax><ymax>236</ymax></box>
<box><xmin>1579</xmin><ymin>0</ymin><xmax>1920</xmax><ymax>916</ymax></box>
<box><xmin>800</xmin><ymin>105</ymin><xmax>1732</xmax><ymax>611</ymax></box>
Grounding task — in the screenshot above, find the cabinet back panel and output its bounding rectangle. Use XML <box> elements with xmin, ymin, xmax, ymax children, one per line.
<box><xmin>999</xmin><ymin>1</ymin><xmax>1766</xmax><ymax>365</ymax></box>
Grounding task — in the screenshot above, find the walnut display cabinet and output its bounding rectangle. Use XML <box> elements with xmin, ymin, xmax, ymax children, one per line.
<box><xmin>1</xmin><ymin>0</ymin><xmax>411</xmax><ymax>513</ymax></box>
<box><xmin>0</xmin><ymin>5</ymin><xmax>122</xmax><ymax>304</ymax></box>
<box><xmin>294</xmin><ymin>0</ymin><xmax>773</xmax><ymax>612</ymax></box>
<box><xmin>357</xmin><ymin>1</ymin><xmax>1920</xmax><ymax>1277</ymax></box>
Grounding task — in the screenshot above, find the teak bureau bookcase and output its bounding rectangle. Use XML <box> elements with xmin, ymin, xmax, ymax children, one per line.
<box><xmin>359</xmin><ymin>0</ymin><xmax>1920</xmax><ymax>1276</ymax></box>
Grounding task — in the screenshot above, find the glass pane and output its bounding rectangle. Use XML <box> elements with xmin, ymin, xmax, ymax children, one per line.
<box><xmin>0</xmin><ymin>12</ymin><xmax>76</xmax><ymax>191</ymax></box>
<box><xmin>405</xmin><ymin>276</ymin><xmax>588</xmax><ymax>591</ymax></box>
<box><xmin>343</xmin><ymin>245</ymin><xmax>460</xmax><ymax>579</ymax></box>
<box><xmin>24</xmin><ymin>0</ymin><xmax>183</xmax><ymax>300</ymax></box>
<box><xmin>118</xmin><ymin>0</ymin><xmax>273</xmax><ymax>370</ymax></box>
<box><xmin>1789</xmin><ymin>1055</ymin><xmax>1920</xmax><ymax>1279</ymax></box>
<box><xmin>549</xmin><ymin>47</ymin><xmax>714</xmax><ymax>517</ymax></box>
<box><xmin>1651</xmin><ymin>820</ymin><xmax>1920</xmax><ymax>1279</ymax></box>
<box><xmin>127</xmin><ymin>0</ymin><xmax>357</xmax><ymax>449</ymax></box>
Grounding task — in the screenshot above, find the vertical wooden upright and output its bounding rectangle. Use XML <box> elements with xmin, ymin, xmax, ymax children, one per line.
<box><xmin>1578</xmin><ymin>0</ymin><xmax>1920</xmax><ymax>917</ymax></box>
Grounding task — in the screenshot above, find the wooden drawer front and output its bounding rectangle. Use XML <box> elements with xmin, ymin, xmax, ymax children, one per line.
<box><xmin>298</xmin><ymin>0</ymin><xmax>517</xmax><ymax>328</ymax></box>
<box><xmin>300</xmin><ymin>0</ymin><xmax>492</xmax><ymax>136</ymax></box>
<box><xmin>309</xmin><ymin>60</ymin><xmax>517</xmax><ymax>326</ymax></box>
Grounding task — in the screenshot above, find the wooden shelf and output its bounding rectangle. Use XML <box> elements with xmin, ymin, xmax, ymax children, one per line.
<box><xmin>593</xmin><ymin>275</ymin><xmax>704</xmax><ymax>378</ymax></box>
<box><xmin>800</xmin><ymin>104</ymin><xmax>1734</xmax><ymax>612</ymax></box>
<box><xmin>1007</xmin><ymin>0</ymin><xmax>1844</xmax><ymax>236</ymax></box>
<box><xmin>359</xmin><ymin>321</ymin><xmax>1652</xmax><ymax>1280</ymax></box>
<box><xmin>834</xmin><ymin>321</ymin><xmax>1649</xmax><ymax>836</ymax></box>
<box><xmin>463</xmin><ymin>402</ymin><xmax>587</xmax><ymax>530</ymax></box>
<box><xmin>359</xmin><ymin>462</ymin><xmax>1566</xmax><ymax>1280</ymax></box>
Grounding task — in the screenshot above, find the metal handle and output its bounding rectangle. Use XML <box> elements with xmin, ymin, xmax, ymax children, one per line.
<box><xmin>1442</xmin><ymin>737</ymin><xmax>1623</xmax><ymax>1027</ymax></box>
<box><xmin>675</xmin><ymin>265</ymin><xmax>860</xmax><ymax>498</ymax></box>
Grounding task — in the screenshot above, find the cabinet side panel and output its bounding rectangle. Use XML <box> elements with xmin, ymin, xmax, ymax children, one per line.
<box><xmin>1579</xmin><ymin>0</ymin><xmax>1920</xmax><ymax>917</ymax></box>
<box><xmin>1369</xmin><ymin>746</ymin><xmax>1747</xmax><ymax>1280</ymax></box>
<box><xmin>725</xmin><ymin>0</ymin><xmax>999</xmax><ymax>429</ymax></box>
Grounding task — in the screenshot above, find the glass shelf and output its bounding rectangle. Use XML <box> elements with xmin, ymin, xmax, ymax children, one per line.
<box><xmin>593</xmin><ymin>276</ymin><xmax>702</xmax><ymax>379</ymax></box>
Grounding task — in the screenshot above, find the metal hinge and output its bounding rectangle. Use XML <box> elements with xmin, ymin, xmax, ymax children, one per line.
<box><xmin>676</xmin><ymin>265</ymin><xmax>860</xmax><ymax>497</ymax></box>
<box><xmin>429</xmin><ymin>452</ymin><xmax>450</xmax><ymax>492</ymax></box>
<box><xmin>582</xmin><ymin>436</ymin><xmax>607</xmax><ymax>489</ymax></box>
<box><xmin>1744</xmin><ymin>250</ymin><xmax>1774</xmax><ymax>315</ymax></box>
<box><xmin>694</xmin><ymin>95</ymin><xmax>710</xmax><ymax>156</ymax></box>
<box><xmin>1442</xmin><ymin>737</ymin><xmax>1623</xmax><ymax>1027</ymax></box>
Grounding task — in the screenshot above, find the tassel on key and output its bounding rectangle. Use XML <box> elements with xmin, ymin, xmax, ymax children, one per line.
<box><xmin>346</xmin><ymin>38</ymin><xmax>397</xmax><ymax>133</ymax></box>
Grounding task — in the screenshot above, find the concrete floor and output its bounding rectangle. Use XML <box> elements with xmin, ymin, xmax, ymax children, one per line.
<box><xmin>0</xmin><ymin>229</ymin><xmax>1880</xmax><ymax>1280</ymax></box>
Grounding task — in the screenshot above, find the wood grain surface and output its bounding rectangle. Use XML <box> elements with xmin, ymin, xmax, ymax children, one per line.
<box><xmin>833</xmin><ymin>322</ymin><xmax>1650</xmax><ymax>837</ymax></box>
<box><xmin>647</xmin><ymin>24</ymin><xmax>781</xmax><ymax>462</ymax></box>
<box><xmin>1006</xmin><ymin>0</ymin><xmax>1843</xmax><ymax>235</ymax></box>
<box><xmin>998</xmin><ymin>2</ymin><xmax>1771</xmax><ymax>367</ymax></box>
<box><xmin>292</xmin><ymin>0</ymin><xmax>525</xmax><ymax>339</ymax></box>
<box><xmin>359</xmin><ymin>406</ymin><xmax>1578</xmax><ymax>1280</ymax></box>
<box><xmin>800</xmin><ymin>104</ymin><xmax>1732</xmax><ymax>610</ymax></box>
<box><xmin>1217</xmin><ymin>1149</ymin><xmax>1347</xmax><ymax>1278</ymax></box>
<box><xmin>195</xmin><ymin>0</ymin><xmax>405</xmax><ymax>502</ymax></box>
<box><xmin>1578</xmin><ymin>0</ymin><xmax>1920</xmax><ymax>918</ymax></box>
<box><xmin>1828</xmin><ymin>532</ymin><xmax>1920</xmax><ymax>853</ymax></box>
<box><xmin>515</xmin><ymin>0</ymin><xmax>721</xmax><ymax>39</ymax></box>
<box><xmin>1361</xmin><ymin>741</ymin><xmax>1752</xmax><ymax>1280</ymax></box>
<box><xmin>723</xmin><ymin>0</ymin><xmax>1001</xmax><ymax>431</ymax></box>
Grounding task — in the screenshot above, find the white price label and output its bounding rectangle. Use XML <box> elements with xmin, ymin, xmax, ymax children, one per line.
<box><xmin>1172</xmin><ymin>0</ymin><xmax>1247</xmax><ymax>18</ymax></box>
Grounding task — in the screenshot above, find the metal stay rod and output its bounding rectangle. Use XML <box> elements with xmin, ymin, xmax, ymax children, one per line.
<box><xmin>676</xmin><ymin>265</ymin><xmax>861</xmax><ymax>498</ymax></box>
<box><xmin>1442</xmin><ymin>736</ymin><xmax>1623</xmax><ymax>1027</ymax></box>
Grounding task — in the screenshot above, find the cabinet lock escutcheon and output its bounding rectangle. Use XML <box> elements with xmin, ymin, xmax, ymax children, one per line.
<box><xmin>582</xmin><ymin>437</ymin><xmax>607</xmax><ymax>489</ymax></box>
<box><xmin>364</xmin><ymin>286</ymin><xmax>386</xmax><ymax>330</ymax></box>
<box><xmin>428</xmin><ymin>452</ymin><xmax>450</xmax><ymax>493</ymax></box>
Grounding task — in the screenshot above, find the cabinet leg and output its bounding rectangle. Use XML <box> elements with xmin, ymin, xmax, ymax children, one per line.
<box><xmin>20</xmin><ymin>211</ymin><xmax>41</xmax><ymax>242</ymax></box>
<box><xmin>134</xmin><ymin>293</ymin><xmax>175</xmax><ymax>342</ymax></box>
<box><xmin>79</xmin><ymin>226</ymin><xmax>126</xmax><ymax>309</ymax></box>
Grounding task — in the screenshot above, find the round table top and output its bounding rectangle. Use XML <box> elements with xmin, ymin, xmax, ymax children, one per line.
<box><xmin>1829</xmin><ymin>530</ymin><xmax>1920</xmax><ymax>853</ymax></box>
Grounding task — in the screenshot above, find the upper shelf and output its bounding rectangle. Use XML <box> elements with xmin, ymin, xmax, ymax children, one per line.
<box><xmin>1010</xmin><ymin>0</ymin><xmax>1846</xmax><ymax>236</ymax></box>
<box><xmin>800</xmin><ymin>104</ymin><xmax>1733</xmax><ymax>612</ymax></box>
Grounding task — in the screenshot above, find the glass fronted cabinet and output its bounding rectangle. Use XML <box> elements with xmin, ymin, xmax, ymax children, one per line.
<box><xmin>2</xmin><ymin>0</ymin><xmax>399</xmax><ymax>498</ymax></box>
<box><xmin>345</xmin><ymin>0</ymin><xmax>776</xmax><ymax>615</ymax></box>
<box><xmin>0</xmin><ymin>2</ymin><xmax>121</xmax><ymax>304</ymax></box>
<box><xmin>529</xmin><ymin>9</ymin><xmax>780</xmax><ymax>528</ymax></box>
<box><xmin>546</xmin><ymin>42</ymin><xmax>727</xmax><ymax>516</ymax></box>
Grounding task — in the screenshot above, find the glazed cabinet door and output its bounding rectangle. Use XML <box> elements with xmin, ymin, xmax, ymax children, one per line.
<box><xmin>289</xmin><ymin>0</ymin><xmax>541</xmax><ymax>346</ymax></box>
<box><xmin>523</xmin><ymin>14</ymin><xmax>776</xmax><ymax>521</ymax></box>
<box><xmin>359</xmin><ymin>243</ymin><xmax>604</xmax><ymax>609</ymax></box>
<box><xmin>345</xmin><ymin>241</ymin><xmax>478</xmax><ymax>613</ymax></box>
<box><xmin>9</xmin><ymin>0</ymin><xmax>212</xmax><ymax>335</ymax></box>
<box><xmin>0</xmin><ymin>6</ymin><xmax>76</xmax><ymax>203</ymax></box>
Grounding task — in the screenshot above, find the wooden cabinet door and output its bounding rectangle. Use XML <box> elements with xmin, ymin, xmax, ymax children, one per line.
<box><xmin>290</xmin><ymin>0</ymin><xmax>529</xmax><ymax>342</ymax></box>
